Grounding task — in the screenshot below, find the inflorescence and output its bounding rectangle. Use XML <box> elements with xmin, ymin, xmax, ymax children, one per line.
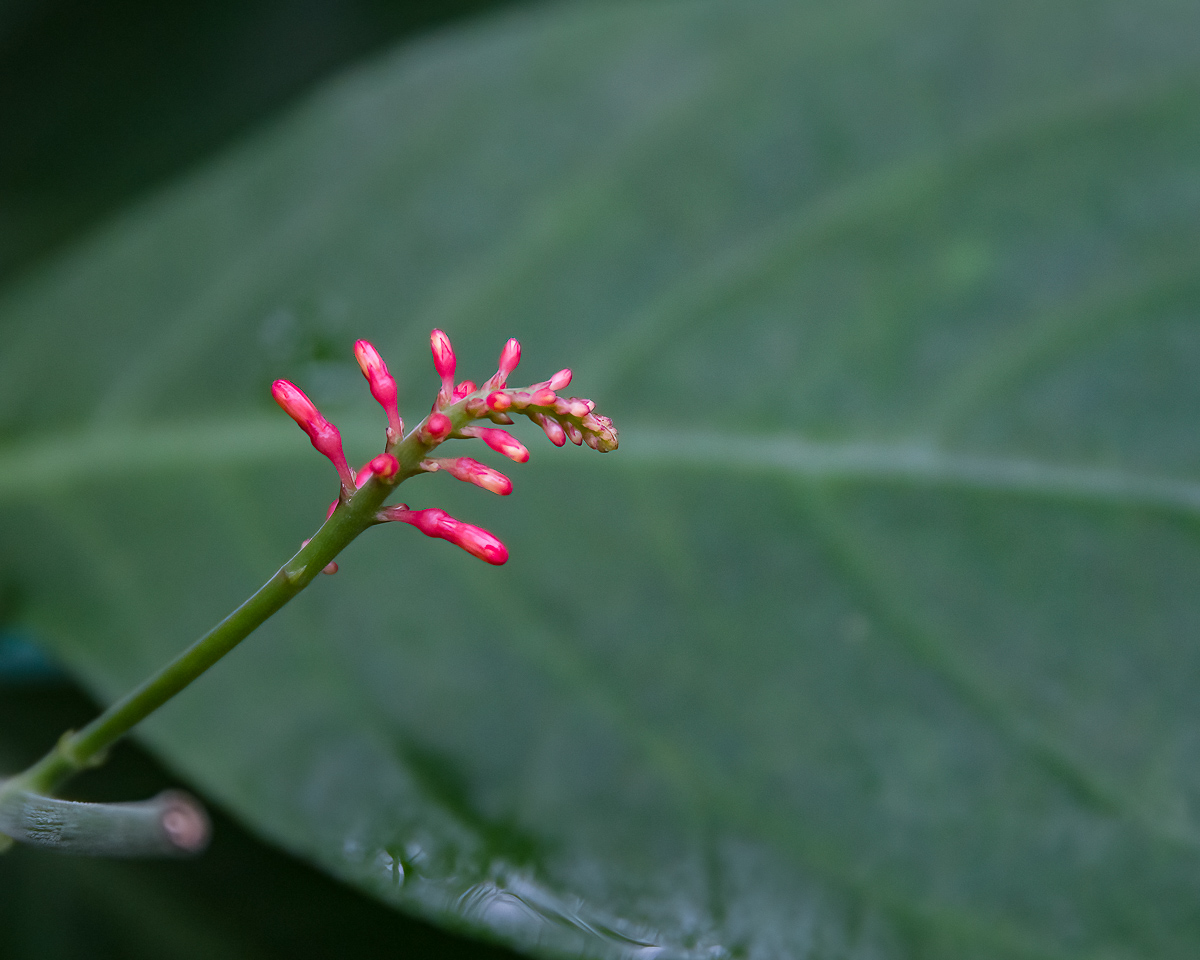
<box><xmin>271</xmin><ymin>329</ymin><xmax>618</xmax><ymax>567</ymax></box>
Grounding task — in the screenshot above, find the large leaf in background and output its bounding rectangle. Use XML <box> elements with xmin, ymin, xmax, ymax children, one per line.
<box><xmin>3</xmin><ymin>0</ymin><xmax>1200</xmax><ymax>956</ymax></box>
<box><xmin>0</xmin><ymin>683</ymin><xmax>519</xmax><ymax>960</ymax></box>
<box><xmin>0</xmin><ymin>0</ymin><xmax>521</xmax><ymax>281</ymax></box>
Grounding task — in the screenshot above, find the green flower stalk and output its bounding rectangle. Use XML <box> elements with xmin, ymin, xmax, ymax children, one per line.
<box><xmin>0</xmin><ymin>329</ymin><xmax>617</xmax><ymax>856</ymax></box>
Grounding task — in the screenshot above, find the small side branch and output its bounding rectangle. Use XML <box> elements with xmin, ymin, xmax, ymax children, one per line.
<box><xmin>0</xmin><ymin>787</ymin><xmax>209</xmax><ymax>858</ymax></box>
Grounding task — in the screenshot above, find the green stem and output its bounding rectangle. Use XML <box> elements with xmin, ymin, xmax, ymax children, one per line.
<box><xmin>0</xmin><ymin>403</ymin><xmax>467</xmax><ymax>806</ymax></box>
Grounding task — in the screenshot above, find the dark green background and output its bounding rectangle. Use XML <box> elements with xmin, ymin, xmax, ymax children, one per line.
<box><xmin>0</xmin><ymin>0</ymin><xmax>520</xmax><ymax>281</ymax></box>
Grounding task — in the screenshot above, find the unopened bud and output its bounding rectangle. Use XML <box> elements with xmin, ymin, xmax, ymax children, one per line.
<box><xmin>452</xmin><ymin>380</ymin><xmax>477</xmax><ymax>401</ymax></box>
<box><xmin>531</xmin><ymin>412</ymin><xmax>567</xmax><ymax>447</ymax></box>
<box><xmin>430</xmin><ymin>328</ymin><xmax>456</xmax><ymax>402</ymax></box>
<box><xmin>584</xmin><ymin>416</ymin><xmax>619</xmax><ymax>453</ymax></box>
<box><xmin>531</xmin><ymin>387</ymin><xmax>557</xmax><ymax>407</ymax></box>
<box><xmin>272</xmin><ymin>379</ymin><xmax>321</xmax><ymax>431</ymax></box>
<box><xmin>547</xmin><ymin>368</ymin><xmax>572</xmax><ymax>391</ymax></box>
<box><xmin>381</xmin><ymin>506</ymin><xmax>508</xmax><ymax>565</ymax></box>
<box><xmin>353</xmin><ymin>339</ymin><xmax>402</xmax><ymax>440</ymax></box>
<box><xmin>419</xmin><ymin>412</ymin><xmax>453</xmax><ymax>445</ymax></box>
<box><xmin>355</xmin><ymin>453</ymin><xmax>399</xmax><ymax>488</ymax></box>
<box><xmin>465</xmin><ymin>397</ymin><xmax>487</xmax><ymax>416</ymax></box>
<box><xmin>271</xmin><ymin>379</ymin><xmax>355</xmax><ymax>489</ymax></box>
<box><xmin>564</xmin><ymin>421</ymin><xmax>583</xmax><ymax>445</ymax></box>
<box><xmin>486</xmin><ymin>391</ymin><xmax>512</xmax><ymax>412</ymax></box>
<box><xmin>322</xmin><ymin>562</ymin><xmax>339</xmax><ymax>575</ymax></box>
<box><xmin>462</xmin><ymin>426</ymin><xmax>530</xmax><ymax>462</ymax></box>
<box><xmin>495</xmin><ymin>338</ymin><xmax>521</xmax><ymax>387</ymax></box>
<box><xmin>434</xmin><ymin>457</ymin><xmax>513</xmax><ymax>495</ymax></box>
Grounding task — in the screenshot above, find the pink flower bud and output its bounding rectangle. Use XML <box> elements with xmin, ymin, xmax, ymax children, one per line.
<box><xmin>271</xmin><ymin>379</ymin><xmax>355</xmax><ymax>489</ymax></box>
<box><xmin>465</xmin><ymin>398</ymin><xmax>487</xmax><ymax>416</ymax></box>
<box><xmin>495</xmin><ymin>338</ymin><xmax>521</xmax><ymax>387</ymax></box>
<box><xmin>568</xmin><ymin>399</ymin><xmax>590</xmax><ymax>418</ymax></box>
<box><xmin>381</xmin><ymin>506</ymin><xmax>508</xmax><ymax>565</ymax></box>
<box><xmin>271</xmin><ymin>379</ymin><xmax>321</xmax><ymax>430</ymax></box>
<box><xmin>547</xmin><ymin>368</ymin><xmax>572</xmax><ymax>390</ymax></box>
<box><xmin>564</xmin><ymin>421</ymin><xmax>583</xmax><ymax>445</ymax></box>
<box><xmin>452</xmin><ymin>380</ymin><xmax>477</xmax><ymax>401</ymax></box>
<box><xmin>510</xmin><ymin>391</ymin><xmax>531</xmax><ymax>409</ymax></box>
<box><xmin>430</xmin><ymin>328</ymin><xmax>456</xmax><ymax>402</ymax></box>
<box><xmin>486</xmin><ymin>391</ymin><xmax>511</xmax><ymax>412</ymax></box>
<box><xmin>532</xmin><ymin>412</ymin><xmax>566</xmax><ymax>447</ymax></box>
<box><xmin>531</xmin><ymin>387</ymin><xmax>557</xmax><ymax>407</ymax></box>
<box><xmin>355</xmin><ymin>453</ymin><xmax>399</xmax><ymax>488</ymax></box>
<box><xmin>434</xmin><ymin>457</ymin><xmax>512</xmax><ymax>495</ymax></box>
<box><xmin>462</xmin><ymin>425</ymin><xmax>530</xmax><ymax>462</ymax></box>
<box><xmin>322</xmin><ymin>562</ymin><xmax>339</xmax><ymax>575</ymax></box>
<box><xmin>418</xmin><ymin>412</ymin><xmax>453</xmax><ymax>445</ymax></box>
<box><xmin>353</xmin><ymin>339</ymin><xmax>402</xmax><ymax>439</ymax></box>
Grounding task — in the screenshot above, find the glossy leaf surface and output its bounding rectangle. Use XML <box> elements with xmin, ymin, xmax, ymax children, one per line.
<box><xmin>3</xmin><ymin>0</ymin><xmax>1200</xmax><ymax>956</ymax></box>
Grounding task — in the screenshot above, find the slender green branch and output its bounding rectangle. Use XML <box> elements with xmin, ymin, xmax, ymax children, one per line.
<box><xmin>0</xmin><ymin>405</ymin><xmax>453</xmax><ymax>803</ymax></box>
<box><xmin>0</xmin><ymin>330</ymin><xmax>617</xmax><ymax>856</ymax></box>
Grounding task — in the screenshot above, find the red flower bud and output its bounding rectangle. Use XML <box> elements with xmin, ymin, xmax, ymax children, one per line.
<box><xmin>461</xmin><ymin>425</ymin><xmax>530</xmax><ymax>462</ymax></box>
<box><xmin>486</xmin><ymin>391</ymin><xmax>511</xmax><ymax>412</ymax></box>
<box><xmin>430</xmin><ymin>328</ymin><xmax>456</xmax><ymax>403</ymax></box>
<box><xmin>418</xmin><ymin>412</ymin><xmax>453</xmax><ymax>445</ymax></box>
<box><xmin>271</xmin><ymin>379</ymin><xmax>320</xmax><ymax>431</ymax></box>
<box><xmin>531</xmin><ymin>412</ymin><xmax>566</xmax><ymax>447</ymax></box>
<box><xmin>433</xmin><ymin>457</ymin><xmax>512</xmax><ymax>495</ymax></box>
<box><xmin>381</xmin><ymin>506</ymin><xmax>508</xmax><ymax>565</ymax></box>
<box><xmin>355</xmin><ymin>453</ymin><xmax>399</xmax><ymax>488</ymax></box>
<box><xmin>271</xmin><ymin>379</ymin><xmax>355</xmax><ymax>489</ymax></box>
<box><xmin>353</xmin><ymin>339</ymin><xmax>402</xmax><ymax>440</ymax></box>
<box><xmin>451</xmin><ymin>380</ymin><xmax>477</xmax><ymax>401</ymax></box>
<box><xmin>496</xmin><ymin>338</ymin><xmax>521</xmax><ymax>387</ymax></box>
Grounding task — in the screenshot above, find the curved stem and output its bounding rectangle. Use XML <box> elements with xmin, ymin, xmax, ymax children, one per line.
<box><xmin>0</xmin><ymin>400</ymin><xmax>471</xmax><ymax>809</ymax></box>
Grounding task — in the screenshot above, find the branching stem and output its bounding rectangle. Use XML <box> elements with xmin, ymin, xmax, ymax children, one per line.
<box><xmin>0</xmin><ymin>401</ymin><xmax>464</xmax><ymax>807</ymax></box>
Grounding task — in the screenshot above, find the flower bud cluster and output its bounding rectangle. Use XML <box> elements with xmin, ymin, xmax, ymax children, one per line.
<box><xmin>271</xmin><ymin>327</ymin><xmax>617</xmax><ymax>567</ymax></box>
<box><xmin>467</xmin><ymin>368</ymin><xmax>617</xmax><ymax>453</ymax></box>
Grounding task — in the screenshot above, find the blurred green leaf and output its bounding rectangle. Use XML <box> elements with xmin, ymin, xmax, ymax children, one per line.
<box><xmin>4</xmin><ymin>0</ymin><xmax>1200</xmax><ymax>956</ymax></box>
<box><xmin>0</xmin><ymin>0</ymin><xmax>521</xmax><ymax>282</ymax></box>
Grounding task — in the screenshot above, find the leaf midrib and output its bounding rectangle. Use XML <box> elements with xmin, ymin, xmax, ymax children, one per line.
<box><xmin>4</xmin><ymin>420</ymin><xmax>1200</xmax><ymax>520</ymax></box>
